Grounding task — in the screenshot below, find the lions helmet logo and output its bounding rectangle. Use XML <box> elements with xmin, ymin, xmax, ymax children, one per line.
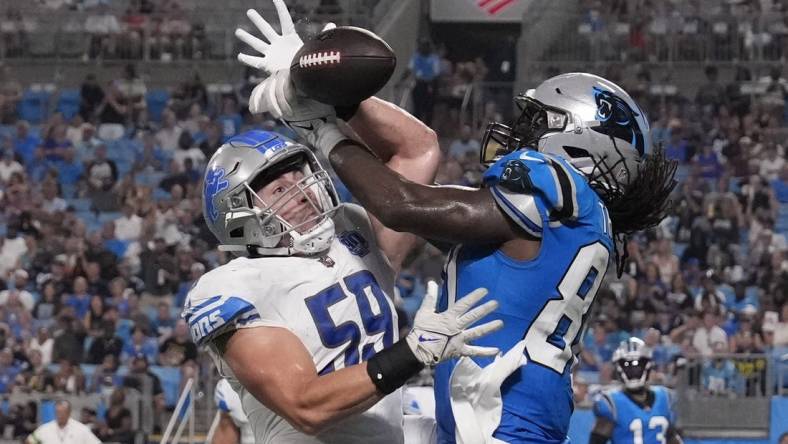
<box><xmin>204</xmin><ymin>167</ymin><xmax>230</xmax><ymax>223</ymax></box>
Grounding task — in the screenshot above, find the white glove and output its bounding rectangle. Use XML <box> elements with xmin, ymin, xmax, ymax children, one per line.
<box><xmin>235</xmin><ymin>0</ymin><xmax>335</xmax><ymax>74</ymax></box>
<box><xmin>248</xmin><ymin>70</ymin><xmax>347</xmax><ymax>157</ymax></box>
<box><xmin>450</xmin><ymin>340</ymin><xmax>528</xmax><ymax>444</ymax></box>
<box><xmin>406</xmin><ymin>281</ymin><xmax>503</xmax><ymax>367</ymax></box>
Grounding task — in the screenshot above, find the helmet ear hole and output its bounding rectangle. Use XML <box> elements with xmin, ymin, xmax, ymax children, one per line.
<box><xmin>229</xmin><ymin>227</ymin><xmax>244</xmax><ymax>238</ymax></box>
<box><xmin>563</xmin><ymin>146</ymin><xmax>590</xmax><ymax>158</ymax></box>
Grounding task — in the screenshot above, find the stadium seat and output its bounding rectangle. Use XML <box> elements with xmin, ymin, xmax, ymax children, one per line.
<box><xmin>146</xmin><ymin>90</ymin><xmax>171</xmax><ymax>123</ymax></box>
<box><xmin>55</xmin><ymin>89</ymin><xmax>81</xmax><ymax>120</ymax></box>
<box><xmin>150</xmin><ymin>366</ymin><xmax>182</xmax><ymax>407</ymax></box>
<box><xmin>67</xmin><ymin>198</ymin><xmax>93</xmax><ymax>212</ymax></box>
<box><xmin>19</xmin><ymin>89</ymin><xmax>52</xmax><ymax>124</ymax></box>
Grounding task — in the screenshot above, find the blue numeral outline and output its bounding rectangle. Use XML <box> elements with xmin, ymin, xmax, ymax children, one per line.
<box><xmin>305</xmin><ymin>271</ymin><xmax>394</xmax><ymax>375</ymax></box>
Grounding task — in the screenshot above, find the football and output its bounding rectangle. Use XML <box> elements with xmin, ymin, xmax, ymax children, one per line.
<box><xmin>290</xmin><ymin>26</ymin><xmax>397</xmax><ymax>106</ymax></box>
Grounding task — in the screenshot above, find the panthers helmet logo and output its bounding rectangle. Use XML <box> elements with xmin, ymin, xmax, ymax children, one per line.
<box><xmin>591</xmin><ymin>86</ymin><xmax>645</xmax><ymax>156</ymax></box>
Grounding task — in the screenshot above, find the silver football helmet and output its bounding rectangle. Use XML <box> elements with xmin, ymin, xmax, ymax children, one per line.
<box><xmin>613</xmin><ymin>337</ymin><xmax>654</xmax><ymax>390</ymax></box>
<box><xmin>202</xmin><ymin>130</ymin><xmax>340</xmax><ymax>256</ymax></box>
<box><xmin>481</xmin><ymin>73</ymin><xmax>650</xmax><ymax>199</ymax></box>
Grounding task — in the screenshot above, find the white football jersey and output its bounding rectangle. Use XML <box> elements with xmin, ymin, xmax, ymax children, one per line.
<box><xmin>215</xmin><ymin>378</ymin><xmax>255</xmax><ymax>444</ymax></box>
<box><xmin>184</xmin><ymin>204</ymin><xmax>403</xmax><ymax>444</ymax></box>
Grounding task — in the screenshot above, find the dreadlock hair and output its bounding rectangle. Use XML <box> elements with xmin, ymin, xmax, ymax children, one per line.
<box><xmin>601</xmin><ymin>146</ymin><xmax>678</xmax><ymax>276</ymax></box>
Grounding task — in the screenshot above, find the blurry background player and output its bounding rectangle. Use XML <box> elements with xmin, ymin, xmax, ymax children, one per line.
<box><xmin>212</xmin><ymin>378</ymin><xmax>254</xmax><ymax>444</ymax></box>
<box><xmin>591</xmin><ymin>338</ymin><xmax>682</xmax><ymax>444</ymax></box>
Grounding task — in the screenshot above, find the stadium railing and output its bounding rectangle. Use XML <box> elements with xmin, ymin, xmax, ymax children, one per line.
<box><xmin>673</xmin><ymin>352</ymin><xmax>780</xmax><ymax>438</ymax></box>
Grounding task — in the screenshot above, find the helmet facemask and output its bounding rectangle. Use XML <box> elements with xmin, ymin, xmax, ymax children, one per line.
<box><xmin>220</xmin><ymin>151</ymin><xmax>340</xmax><ymax>256</ymax></box>
<box><xmin>480</xmin><ymin>95</ymin><xmax>569</xmax><ymax>166</ymax></box>
<box><xmin>616</xmin><ymin>357</ymin><xmax>654</xmax><ymax>391</ymax></box>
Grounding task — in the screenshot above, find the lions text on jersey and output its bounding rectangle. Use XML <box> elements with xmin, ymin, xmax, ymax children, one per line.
<box><xmin>434</xmin><ymin>150</ymin><xmax>614</xmax><ymax>443</ymax></box>
<box><xmin>184</xmin><ymin>204</ymin><xmax>403</xmax><ymax>444</ymax></box>
<box><xmin>593</xmin><ymin>386</ymin><xmax>677</xmax><ymax>444</ymax></box>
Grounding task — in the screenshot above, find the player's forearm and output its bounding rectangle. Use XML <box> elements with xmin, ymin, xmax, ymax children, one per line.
<box><xmin>346</xmin><ymin>97</ymin><xmax>440</xmax><ymax>183</ymax></box>
<box><xmin>283</xmin><ymin>363</ymin><xmax>382</xmax><ymax>435</ymax></box>
<box><xmin>330</xmin><ymin>141</ymin><xmax>515</xmax><ymax>243</ymax></box>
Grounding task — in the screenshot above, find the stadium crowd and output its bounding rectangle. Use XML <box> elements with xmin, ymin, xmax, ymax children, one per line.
<box><xmin>0</xmin><ymin>28</ymin><xmax>785</xmax><ymax>443</ymax></box>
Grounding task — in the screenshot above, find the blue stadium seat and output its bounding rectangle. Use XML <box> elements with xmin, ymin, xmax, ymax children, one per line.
<box><xmin>19</xmin><ymin>90</ymin><xmax>51</xmax><ymax>124</ymax></box>
<box><xmin>98</xmin><ymin>211</ymin><xmax>122</xmax><ymax>224</ymax></box>
<box><xmin>149</xmin><ymin>366</ymin><xmax>182</xmax><ymax>407</ymax></box>
<box><xmin>67</xmin><ymin>198</ymin><xmax>92</xmax><ymax>212</ymax></box>
<box><xmin>39</xmin><ymin>400</ymin><xmax>56</xmax><ymax>424</ymax></box>
<box><xmin>55</xmin><ymin>89</ymin><xmax>81</xmax><ymax>120</ymax></box>
<box><xmin>146</xmin><ymin>90</ymin><xmax>171</xmax><ymax>123</ymax></box>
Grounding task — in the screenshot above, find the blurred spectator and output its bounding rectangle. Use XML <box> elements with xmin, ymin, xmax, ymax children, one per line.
<box><xmin>82</xmin><ymin>294</ymin><xmax>105</xmax><ymax>337</ymax></box>
<box><xmin>26</xmin><ymin>400</ymin><xmax>100</xmax><ymax>443</ymax></box>
<box><xmin>0</xmin><ymin>269</ymin><xmax>34</xmax><ymax>311</ymax></box>
<box><xmin>152</xmin><ymin>300</ymin><xmax>175</xmax><ymax>338</ymax></box>
<box><xmin>79</xmin><ymin>73</ymin><xmax>105</xmax><ymax>121</ymax></box>
<box><xmin>172</xmin><ymin>131</ymin><xmax>205</xmax><ymax>169</ymax></box>
<box><xmin>702</xmin><ymin>354</ymin><xmax>737</xmax><ymax>395</ymax></box>
<box><xmin>448</xmin><ymin>125</ymin><xmax>480</xmax><ymax>157</ymax></box>
<box><xmin>403</xmin><ymin>39</ymin><xmax>440</xmax><ymax>125</ymax></box>
<box><xmin>88</xmin><ymin>353</ymin><xmax>121</xmax><ymax>394</ymax></box>
<box><xmin>693</xmin><ymin>311</ymin><xmax>729</xmax><ymax>356</ymax></box>
<box><xmin>65</xmin><ymin>276</ymin><xmax>92</xmax><ymax>319</ymax></box>
<box><xmin>12</xmin><ymin>121</ymin><xmax>40</xmax><ymax>165</ymax></box>
<box><xmin>120</xmin><ymin>326</ymin><xmax>157</xmax><ymax>363</ymax></box>
<box><xmin>85</xmin><ymin>320</ymin><xmax>122</xmax><ymax>365</ymax></box>
<box><xmin>115</xmin><ymin>202</ymin><xmax>142</xmax><ymax>241</ymax></box>
<box><xmin>116</xmin><ymin>64</ymin><xmax>147</xmax><ymax>123</ymax></box>
<box><xmin>217</xmin><ymin>96</ymin><xmax>242</xmax><ymax>140</ymax></box>
<box><xmin>155</xmin><ymin>109</ymin><xmax>182</xmax><ymax>151</ymax></box>
<box><xmin>33</xmin><ymin>281</ymin><xmax>62</xmax><ymax>327</ymax></box>
<box><xmin>122</xmin><ymin>354</ymin><xmax>165</xmax><ymax>427</ymax></box>
<box><xmin>580</xmin><ymin>322</ymin><xmax>616</xmax><ymax>372</ymax></box>
<box><xmin>84</xmin><ymin>2</ymin><xmax>121</xmax><ymax>59</ymax></box>
<box><xmin>97</xmin><ymin>388</ymin><xmax>133</xmax><ymax>444</ymax></box>
<box><xmin>52</xmin><ymin>359</ymin><xmax>85</xmax><ymax>393</ymax></box>
<box><xmin>85</xmin><ymin>144</ymin><xmax>118</xmax><ymax>192</ymax></box>
<box><xmin>0</xmin><ymin>66</ymin><xmax>22</xmax><ymax>124</ymax></box>
<box><xmin>28</xmin><ymin>326</ymin><xmax>54</xmax><ymax>366</ymax></box>
<box><xmin>158</xmin><ymin>319</ymin><xmax>196</xmax><ymax>366</ymax></box>
<box><xmin>696</xmin><ymin>66</ymin><xmax>727</xmax><ymax>113</ymax></box>
<box><xmin>51</xmin><ymin>315</ymin><xmax>84</xmax><ymax>364</ymax></box>
<box><xmin>97</xmin><ymin>82</ymin><xmax>129</xmax><ymax>141</ymax></box>
<box><xmin>0</xmin><ymin>348</ymin><xmax>20</xmax><ymax>394</ymax></box>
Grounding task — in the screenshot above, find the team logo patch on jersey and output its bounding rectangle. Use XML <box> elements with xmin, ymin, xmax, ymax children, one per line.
<box><xmin>204</xmin><ymin>167</ymin><xmax>230</xmax><ymax>223</ymax></box>
<box><xmin>499</xmin><ymin>159</ymin><xmax>534</xmax><ymax>193</ymax></box>
<box><xmin>338</xmin><ymin>231</ymin><xmax>369</xmax><ymax>257</ymax></box>
<box><xmin>318</xmin><ymin>255</ymin><xmax>335</xmax><ymax>268</ymax></box>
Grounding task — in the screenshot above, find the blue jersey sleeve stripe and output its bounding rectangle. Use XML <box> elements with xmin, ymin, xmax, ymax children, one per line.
<box><xmin>491</xmin><ymin>186</ymin><xmax>543</xmax><ymax>238</ymax></box>
<box><xmin>546</xmin><ymin>158</ymin><xmax>577</xmax><ymax>221</ymax></box>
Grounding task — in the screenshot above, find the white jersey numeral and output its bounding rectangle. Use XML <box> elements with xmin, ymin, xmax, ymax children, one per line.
<box><xmin>523</xmin><ymin>242</ymin><xmax>609</xmax><ymax>372</ymax></box>
<box><xmin>629</xmin><ymin>416</ymin><xmax>669</xmax><ymax>444</ymax></box>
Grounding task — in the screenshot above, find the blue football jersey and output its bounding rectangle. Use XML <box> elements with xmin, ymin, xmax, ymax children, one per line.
<box><xmin>593</xmin><ymin>386</ymin><xmax>676</xmax><ymax>444</ymax></box>
<box><xmin>435</xmin><ymin>150</ymin><xmax>614</xmax><ymax>444</ymax></box>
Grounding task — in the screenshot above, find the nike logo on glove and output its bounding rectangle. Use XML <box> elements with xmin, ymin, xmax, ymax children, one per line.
<box><xmin>288</xmin><ymin>117</ymin><xmax>328</xmax><ymax>131</ymax></box>
<box><xmin>418</xmin><ymin>335</ymin><xmax>440</xmax><ymax>343</ymax></box>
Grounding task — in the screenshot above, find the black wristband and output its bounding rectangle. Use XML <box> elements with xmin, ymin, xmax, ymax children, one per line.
<box><xmin>366</xmin><ymin>339</ymin><xmax>424</xmax><ymax>394</ymax></box>
<box><xmin>590</xmin><ymin>432</ymin><xmax>610</xmax><ymax>444</ymax></box>
<box><xmin>335</xmin><ymin>103</ymin><xmax>360</xmax><ymax>121</ymax></box>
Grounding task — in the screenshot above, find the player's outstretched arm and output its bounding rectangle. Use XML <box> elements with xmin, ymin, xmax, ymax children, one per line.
<box><xmin>342</xmin><ymin>97</ymin><xmax>441</xmax><ymax>271</ymax></box>
<box><xmin>215</xmin><ymin>285</ymin><xmax>501</xmax><ymax>436</ymax></box>
<box><xmin>329</xmin><ymin>140</ymin><xmax>523</xmax><ymax>244</ymax></box>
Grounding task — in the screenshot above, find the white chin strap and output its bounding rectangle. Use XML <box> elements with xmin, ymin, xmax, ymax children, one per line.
<box><xmin>290</xmin><ymin>216</ymin><xmax>335</xmax><ymax>255</ymax></box>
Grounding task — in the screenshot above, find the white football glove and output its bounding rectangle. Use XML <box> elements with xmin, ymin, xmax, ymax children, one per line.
<box><xmin>406</xmin><ymin>281</ymin><xmax>503</xmax><ymax>367</ymax></box>
<box><xmin>248</xmin><ymin>69</ymin><xmax>347</xmax><ymax>157</ymax></box>
<box><xmin>236</xmin><ymin>0</ymin><xmax>335</xmax><ymax>74</ymax></box>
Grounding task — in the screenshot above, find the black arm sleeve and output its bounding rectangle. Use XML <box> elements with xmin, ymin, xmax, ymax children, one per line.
<box><xmin>590</xmin><ymin>432</ymin><xmax>610</xmax><ymax>444</ymax></box>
